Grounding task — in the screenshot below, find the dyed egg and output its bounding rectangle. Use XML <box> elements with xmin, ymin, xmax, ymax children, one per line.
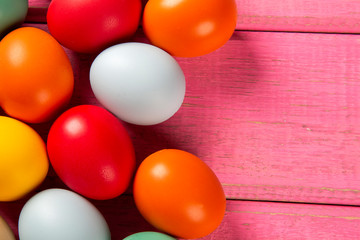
<box><xmin>0</xmin><ymin>215</ymin><xmax>15</xmax><ymax>240</ymax></box>
<box><xmin>123</xmin><ymin>232</ymin><xmax>176</xmax><ymax>240</ymax></box>
<box><xmin>133</xmin><ymin>149</ymin><xmax>226</xmax><ymax>239</ymax></box>
<box><xmin>0</xmin><ymin>116</ymin><xmax>48</xmax><ymax>201</ymax></box>
<box><xmin>143</xmin><ymin>0</ymin><xmax>237</xmax><ymax>57</ymax></box>
<box><xmin>18</xmin><ymin>189</ymin><xmax>111</xmax><ymax>240</ymax></box>
<box><xmin>90</xmin><ymin>42</ymin><xmax>185</xmax><ymax>125</ymax></box>
<box><xmin>47</xmin><ymin>105</ymin><xmax>135</xmax><ymax>200</ymax></box>
<box><xmin>47</xmin><ymin>0</ymin><xmax>142</xmax><ymax>53</ymax></box>
<box><xmin>0</xmin><ymin>27</ymin><xmax>74</xmax><ymax>123</ymax></box>
<box><xmin>0</xmin><ymin>0</ymin><xmax>28</xmax><ymax>38</ymax></box>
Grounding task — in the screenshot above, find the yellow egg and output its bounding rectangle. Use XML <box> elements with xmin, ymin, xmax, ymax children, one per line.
<box><xmin>0</xmin><ymin>116</ymin><xmax>49</xmax><ymax>201</ymax></box>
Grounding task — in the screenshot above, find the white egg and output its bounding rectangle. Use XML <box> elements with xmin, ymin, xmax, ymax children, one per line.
<box><xmin>18</xmin><ymin>189</ymin><xmax>111</xmax><ymax>240</ymax></box>
<box><xmin>89</xmin><ymin>42</ymin><xmax>186</xmax><ymax>126</ymax></box>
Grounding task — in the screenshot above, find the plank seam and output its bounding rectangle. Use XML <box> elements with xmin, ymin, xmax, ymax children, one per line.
<box><xmin>226</xmin><ymin>198</ymin><xmax>360</xmax><ymax>208</ymax></box>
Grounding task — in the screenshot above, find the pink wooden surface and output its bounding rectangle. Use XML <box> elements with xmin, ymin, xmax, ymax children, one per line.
<box><xmin>28</xmin><ymin>0</ymin><xmax>360</xmax><ymax>33</ymax></box>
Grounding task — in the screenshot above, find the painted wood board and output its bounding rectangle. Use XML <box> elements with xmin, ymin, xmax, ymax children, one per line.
<box><xmin>28</xmin><ymin>0</ymin><xmax>360</xmax><ymax>33</ymax></box>
<box><xmin>236</xmin><ymin>0</ymin><xmax>360</xmax><ymax>33</ymax></box>
<box><xmin>26</xmin><ymin>0</ymin><xmax>49</xmax><ymax>23</ymax></box>
<box><xmin>28</xmin><ymin>0</ymin><xmax>50</xmax><ymax>8</ymax></box>
<box><xmin>1</xmin><ymin>196</ymin><xmax>360</xmax><ymax>240</ymax></box>
<box><xmin>2</xmin><ymin>23</ymin><xmax>359</xmax><ymax>205</ymax></box>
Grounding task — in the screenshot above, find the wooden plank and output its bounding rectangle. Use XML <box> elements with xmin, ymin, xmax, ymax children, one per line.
<box><xmin>26</xmin><ymin>0</ymin><xmax>49</xmax><ymax>22</ymax></box>
<box><xmin>1</xmin><ymin>197</ymin><xmax>360</xmax><ymax>240</ymax></box>
<box><xmin>28</xmin><ymin>0</ymin><xmax>50</xmax><ymax>8</ymax></box>
<box><xmin>236</xmin><ymin>0</ymin><xmax>360</xmax><ymax>33</ymax></box>
<box><xmin>2</xmin><ymin>24</ymin><xmax>359</xmax><ymax>205</ymax></box>
<box><xmin>28</xmin><ymin>0</ymin><xmax>360</xmax><ymax>33</ymax></box>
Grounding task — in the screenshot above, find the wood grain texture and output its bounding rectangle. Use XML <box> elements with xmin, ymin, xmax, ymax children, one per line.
<box><xmin>28</xmin><ymin>0</ymin><xmax>360</xmax><ymax>33</ymax></box>
<box><xmin>3</xmin><ymin>24</ymin><xmax>359</xmax><ymax>205</ymax></box>
<box><xmin>28</xmin><ymin>0</ymin><xmax>51</xmax><ymax>8</ymax></box>
<box><xmin>26</xmin><ymin>0</ymin><xmax>50</xmax><ymax>22</ymax></box>
<box><xmin>236</xmin><ymin>0</ymin><xmax>360</xmax><ymax>33</ymax></box>
<box><xmin>2</xmin><ymin>197</ymin><xmax>360</xmax><ymax>240</ymax></box>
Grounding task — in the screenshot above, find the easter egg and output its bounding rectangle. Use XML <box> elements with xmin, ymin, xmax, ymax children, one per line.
<box><xmin>90</xmin><ymin>42</ymin><xmax>185</xmax><ymax>126</ymax></box>
<box><xmin>0</xmin><ymin>0</ymin><xmax>28</xmax><ymax>38</ymax></box>
<box><xmin>47</xmin><ymin>0</ymin><xmax>142</xmax><ymax>53</ymax></box>
<box><xmin>143</xmin><ymin>0</ymin><xmax>237</xmax><ymax>57</ymax></box>
<box><xmin>0</xmin><ymin>215</ymin><xmax>15</xmax><ymax>240</ymax></box>
<box><xmin>123</xmin><ymin>232</ymin><xmax>176</xmax><ymax>240</ymax></box>
<box><xmin>0</xmin><ymin>116</ymin><xmax>48</xmax><ymax>201</ymax></box>
<box><xmin>0</xmin><ymin>27</ymin><xmax>74</xmax><ymax>123</ymax></box>
<box><xmin>133</xmin><ymin>149</ymin><xmax>226</xmax><ymax>239</ymax></box>
<box><xmin>18</xmin><ymin>189</ymin><xmax>111</xmax><ymax>240</ymax></box>
<box><xmin>47</xmin><ymin>105</ymin><xmax>135</xmax><ymax>200</ymax></box>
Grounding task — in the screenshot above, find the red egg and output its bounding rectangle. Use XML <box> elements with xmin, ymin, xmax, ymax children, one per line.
<box><xmin>47</xmin><ymin>105</ymin><xmax>135</xmax><ymax>200</ymax></box>
<box><xmin>47</xmin><ymin>0</ymin><xmax>142</xmax><ymax>53</ymax></box>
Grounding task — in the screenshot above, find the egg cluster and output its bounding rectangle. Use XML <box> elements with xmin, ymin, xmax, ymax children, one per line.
<box><xmin>0</xmin><ymin>0</ymin><xmax>237</xmax><ymax>239</ymax></box>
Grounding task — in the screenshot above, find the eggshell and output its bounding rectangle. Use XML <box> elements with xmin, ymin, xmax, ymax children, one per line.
<box><xmin>0</xmin><ymin>116</ymin><xmax>48</xmax><ymax>201</ymax></box>
<box><xmin>90</xmin><ymin>42</ymin><xmax>186</xmax><ymax>125</ymax></box>
<box><xmin>18</xmin><ymin>189</ymin><xmax>111</xmax><ymax>240</ymax></box>
<box><xmin>0</xmin><ymin>216</ymin><xmax>15</xmax><ymax>240</ymax></box>
<box><xmin>133</xmin><ymin>149</ymin><xmax>226</xmax><ymax>239</ymax></box>
<box><xmin>123</xmin><ymin>231</ymin><xmax>176</xmax><ymax>240</ymax></box>
<box><xmin>0</xmin><ymin>27</ymin><xmax>74</xmax><ymax>123</ymax></box>
<box><xmin>47</xmin><ymin>0</ymin><xmax>141</xmax><ymax>53</ymax></box>
<box><xmin>47</xmin><ymin>105</ymin><xmax>135</xmax><ymax>200</ymax></box>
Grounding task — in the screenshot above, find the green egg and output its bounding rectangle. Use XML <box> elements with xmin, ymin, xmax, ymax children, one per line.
<box><xmin>123</xmin><ymin>232</ymin><xmax>177</xmax><ymax>240</ymax></box>
<box><xmin>0</xmin><ymin>0</ymin><xmax>28</xmax><ymax>38</ymax></box>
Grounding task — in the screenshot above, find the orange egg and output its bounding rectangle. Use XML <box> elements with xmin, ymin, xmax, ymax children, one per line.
<box><xmin>0</xmin><ymin>27</ymin><xmax>74</xmax><ymax>123</ymax></box>
<box><xmin>143</xmin><ymin>0</ymin><xmax>237</xmax><ymax>57</ymax></box>
<box><xmin>133</xmin><ymin>149</ymin><xmax>226</xmax><ymax>239</ymax></box>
